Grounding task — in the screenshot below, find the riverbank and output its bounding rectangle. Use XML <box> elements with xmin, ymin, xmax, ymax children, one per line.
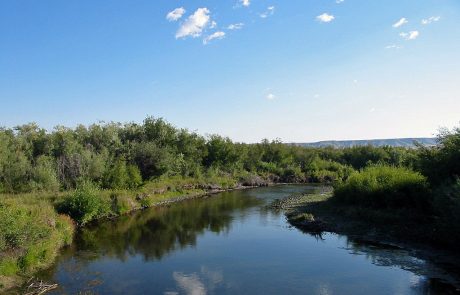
<box><xmin>0</xmin><ymin>175</ymin><xmax>273</xmax><ymax>292</ymax></box>
<box><xmin>279</xmin><ymin>190</ymin><xmax>460</xmax><ymax>287</ymax></box>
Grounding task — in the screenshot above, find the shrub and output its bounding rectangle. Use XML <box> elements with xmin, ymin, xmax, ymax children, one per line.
<box><xmin>127</xmin><ymin>164</ymin><xmax>143</xmax><ymax>188</ymax></box>
<box><xmin>110</xmin><ymin>193</ymin><xmax>136</xmax><ymax>215</ymax></box>
<box><xmin>59</xmin><ymin>181</ymin><xmax>110</xmax><ymax>224</ymax></box>
<box><xmin>0</xmin><ymin>198</ymin><xmax>75</xmax><ymax>278</ymax></box>
<box><xmin>307</xmin><ymin>158</ymin><xmax>354</xmax><ymax>183</ymax></box>
<box><xmin>31</xmin><ymin>156</ymin><xmax>60</xmax><ymax>191</ymax></box>
<box><xmin>103</xmin><ymin>158</ymin><xmax>129</xmax><ymax>189</ymax></box>
<box><xmin>333</xmin><ymin>165</ymin><xmax>430</xmax><ymax>210</ymax></box>
<box><xmin>281</xmin><ymin>165</ymin><xmax>305</xmax><ymax>183</ymax></box>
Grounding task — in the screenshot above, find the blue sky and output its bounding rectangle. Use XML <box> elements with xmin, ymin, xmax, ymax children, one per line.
<box><xmin>1</xmin><ymin>0</ymin><xmax>459</xmax><ymax>142</ymax></box>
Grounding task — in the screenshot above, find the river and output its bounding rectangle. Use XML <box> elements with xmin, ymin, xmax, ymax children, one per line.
<box><xmin>35</xmin><ymin>185</ymin><xmax>460</xmax><ymax>294</ymax></box>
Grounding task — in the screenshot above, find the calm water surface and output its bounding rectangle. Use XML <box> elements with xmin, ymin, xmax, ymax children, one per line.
<box><xmin>37</xmin><ymin>185</ymin><xmax>460</xmax><ymax>294</ymax></box>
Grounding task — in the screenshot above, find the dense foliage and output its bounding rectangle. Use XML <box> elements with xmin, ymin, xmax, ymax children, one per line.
<box><xmin>0</xmin><ymin>117</ymin><xmax>423</xmax><ymax>193</ymax></box>
<box><xmin>330</xmin><ymin>125</ymin><xmax>460</xmax><ymax>249</ymax></box>
<box><xmin>334</xmin><ymin>165</ymin><xmax>430</xmax><ymax>210</ymax></box>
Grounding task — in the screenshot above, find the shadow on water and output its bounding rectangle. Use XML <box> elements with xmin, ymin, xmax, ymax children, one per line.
<box><xmin>293</xmin><ymin>230</ymin><xmax>460</xmax><ymax>294</ymax></box>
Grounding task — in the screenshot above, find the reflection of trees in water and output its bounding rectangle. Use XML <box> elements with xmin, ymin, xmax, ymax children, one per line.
<box><xmin>289</xmin><ymin>227</ymin><xmax>460</xmax><ymax>294</ymax></box>
<box><xmin>344</xmin><ymin>238</ymin><xmax>460</xmax><ymax>294</ymax></box>
<box><xmin>293</xmin><ymin>220</ymin><xmax>460</xmax><ymax>294</ymax></box>
<box><xmin>70</xmin><ymin>191</ymin><xmax>262</xmax><ymax>262</ymax></box>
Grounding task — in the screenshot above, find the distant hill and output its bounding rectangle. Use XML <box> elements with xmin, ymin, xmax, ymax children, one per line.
<box><xmin>292</xmin><ymin>138</ymin><xmax>437</xmax><ymax>148</ymax></box>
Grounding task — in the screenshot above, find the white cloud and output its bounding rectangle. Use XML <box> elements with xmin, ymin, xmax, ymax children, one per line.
<box><xmin>203</xmin><ymin>31</ymin><xmax>226</xmax><ymax>44</ymax></box>
<box><xmin>370</xmin><ymin>108</ymin><xmax>376</xmax><ymax>113</ymax></box>
<box><xmin>210</xmin><ymin>21</ymin><xmax>217</xmax><ymax>29</ymax></box>
<box><xmin>260</xmin><ymin>6</ymin><xmax>275</xmax><ymax>18</ymax></box>
<box><xmin>176</xmin><ymin>8</ymin><xmax>211</xmax><ymax>39</ymax></box>
<box><xmin>385</xmin><ymin>44</ymin><xmax>402</xmax><ymax>49</ymax></box>
<box><xmin>336</xmin><ymin>0</ymin><xmax>345</xmax><ymax>3</ymax></box>
<box><xmin>166</xmin><ymin>7</ymin><xmax>186</xmax><ymax>22</ymax></box>
<box><xmin>266</xmin><ymin>93</ymin><xmax>276</xmax><ymax>100</ymax></box>
<box><xmin>316</xmin><ymin>13</ymin><xmax>335</xmax><ymax>23</ymax></box>
<box><xmin>240</xmin><ymin>0</ymin><xmax>250</xmax><ymax>7</ymax></box>
<box><xmin>228</xmin><ymin>23</ymin><xmax>244</xmax><ymax>30</ymax></box>
<box><xmin>421</xmin><ymin>16</ymin><xmax>441</xmax><ymax>25</ymax></box>
<box><xmin>400</xmin><ymin>31</ymin><xmax>419</xmax><ymax>40</ymax></box>
<box><xmin>392</xmin><ymin>17</ymin><xmax>408</xmax><ymax>28</ymax></box>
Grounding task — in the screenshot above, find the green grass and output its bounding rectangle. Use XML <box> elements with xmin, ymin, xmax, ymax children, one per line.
<box><xmin>0</xmin><ymin>197</ymin><xmax>74</xmax><ymax>291</ymax></box>
<box><xmin>333</xmin><ymin>165</ymin><xmax>430</xmax><ymax>210</ymax></box>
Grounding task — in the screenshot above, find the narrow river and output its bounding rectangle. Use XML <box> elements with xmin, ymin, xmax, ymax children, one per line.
<box><xmin>36</xmin><ymin>185</ymin><xmax>459</xmax><ymax>294</ymax></box>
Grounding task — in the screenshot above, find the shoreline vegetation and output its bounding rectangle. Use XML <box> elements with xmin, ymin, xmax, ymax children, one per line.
<box><xmin>0</xmin><ymin>175</ymin><xmax>270</xmax><ymax>291</ymax></box>
<box><xmin>1</xmin><ymin>116</ymin><xmax>460</xmax><ymax>291</ymax></box>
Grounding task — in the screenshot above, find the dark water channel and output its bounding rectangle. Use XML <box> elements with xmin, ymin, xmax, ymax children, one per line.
<box><xmin>35</xmin><ymin>185</ymin><xmax>460</xmax><ymax>294</ymax></box>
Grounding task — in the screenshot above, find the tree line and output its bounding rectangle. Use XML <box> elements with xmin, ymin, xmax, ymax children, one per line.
<box><xmin>0</xmin><ymin>117</ymin><xmax>460</xmax><ymax>197</ymax></box>
<box><xmin>0</xmin><ymin>116</ymin><xmax>432</xmax><ymax>193</ymax></box>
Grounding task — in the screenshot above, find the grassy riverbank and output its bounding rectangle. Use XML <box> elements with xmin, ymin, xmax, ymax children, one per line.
<box><xmin>284</xmin><ymin>184</ymin><xmax>460</xmax><ymax>253</ymax></box>
<box><xmin>0</xmin><ymin>174</ymin><xmax>266</xmax><ymax>291</ymax></box>
<box><xmin>0</xmin><ymin>199</ymin><xmax>74</xmax><ymax>290</ymax></box>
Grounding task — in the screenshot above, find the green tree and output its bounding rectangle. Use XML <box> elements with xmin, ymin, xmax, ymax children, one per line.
<box><xmin>31</xmin><ymin>156</ymin><xmax>60</xmax><ymax>191</ymax></box>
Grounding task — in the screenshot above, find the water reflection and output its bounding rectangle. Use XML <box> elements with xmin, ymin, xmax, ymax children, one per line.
<box><xmin>169</xmin><ymin>267</ymin><xmax>224</xmax><ymax>295</ymax></box>
<box><xmin>344</xmin><ymin>238</ymin><xmax>460</xmax><ymax>294</ymax></box>
<box><xmin>294</xmin><ymin>230</ymin><xmax>460</xmax><ymax>294</ymax></box>
<box><xmin>72</xmin><ymin>191</ymin><xmax>262</xmax><ymax>262</ymax></box>
<box><xmin>34</xmin><ymin>186</ymin><xmax>460</xmax><ymax>295</ymax></box>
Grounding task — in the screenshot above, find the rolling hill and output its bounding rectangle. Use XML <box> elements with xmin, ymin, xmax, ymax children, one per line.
<box><xmin>292</xmin><ymin>138</ymin><xmax>436</xmax><ymax>148</ymax></box>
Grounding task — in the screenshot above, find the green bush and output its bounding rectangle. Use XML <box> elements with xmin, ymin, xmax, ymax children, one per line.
<box><xmin>307</xmin><ymin>158</ymin><xmax>354</xmax><ymax>183</ymax></box>
<box><xmin>59</xmin><ymin>181</ymin><xmax>110</xmax><ymax>224</ymax></box>
<box><xmin>104</xmin><ymin>158</ymin><xmax>129</xmax><ymax>189</ymax></box>
<box><xmin>127</xmin><ymin>164</ymin><xmax>143</xmax><ymax>188</ymax></box>
<box><xmin>333</xmin><ymin>165</ymin><xmax>430</xmax><ymax>210</ymax></box>
<box><xmin>31</xmin><ymin>156</ymin><xmax>60</xmax><ymax>191</ymax></box>
<box><xmin>281</xmin><ymin>165</ymin><xmax>305</xmax><ymax>183</ymax></box>
<box><xmin>110</xmin><ymin>193</ymin><xmax>136</xmax><ymax>215</ymax></box>
<box><xmin>0</xmin><ymin>198</ymin><xmax>74</xmax><ymax>278</ymax></box>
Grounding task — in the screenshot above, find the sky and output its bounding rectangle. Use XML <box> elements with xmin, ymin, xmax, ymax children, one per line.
<box><xmin>1</xmin><ymin>0</ymin><xmax>459</xmax><ymax>143</ymax></box>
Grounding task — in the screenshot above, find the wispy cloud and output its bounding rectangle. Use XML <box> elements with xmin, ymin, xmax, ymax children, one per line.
<box><xmin>227</xmin><ymin>23</ymin><xmax>244</xmax><ymax>30</ymax></box>
<box><xmin>176</xmin><ymin>8</ymin><xmax>211</xmax><ymax>39</ymax></box>
<box><xmin>210</xmin><ymin>21</ymin><xmax>217</xmax><ymax>29</ymax></box>
<box><xmin>400</xmin><ymin>31</ymin><xmax>419</xmax><ymax>40</ymax></box>
<box><xmin>203</xmin><ymin>31</ymin><xmax>226</xmax><ymax>44</ymax></box>
<box><xmin>385</xmin><ymin>44</ymin><xmax>403</xmax><ymax>49</ymax></box>
<box><xmin>336</xmin><ymin>0</ymin><xmax>345</xmax><ymax>3</ymax></box>
<box><xmin>316</xmin><ymin>13</ymin><xmax>335</xmax><ymax>23</ymax></box>
<box><xmin>260</xmin><ymin>6</ymin><xmax>275</xmax><ymax>18</ymax></box>
<box><xmin>421</xmin><ymin>16</ymin><xmax>441</xmax><ymax>25</ymax></box>
<box><xmin>392</xmin><ymin>17</ymin><xmax>408</xmax><ymax>28</ymax></box>
<box><xmin>166</xmin><ymin>7</ymin><xmax>186</xmax><ymax>22</ymax></box>
<box><xmin>266</xmin><ymin>93</ymin><xmax>276</xmax><ymax>100</ymax></box>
